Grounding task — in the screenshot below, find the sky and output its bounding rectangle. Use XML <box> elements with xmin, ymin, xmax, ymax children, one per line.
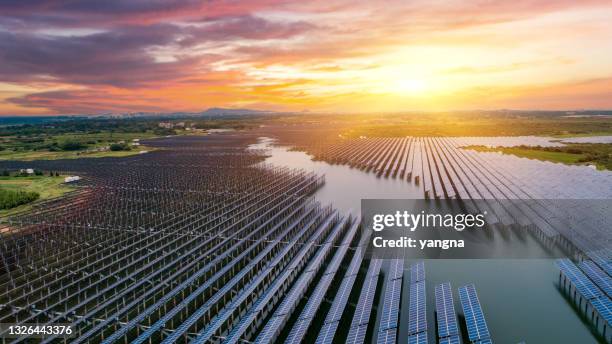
<box><xmin>1</xmin><ymin>0</ymin><xmax>612</xmax><ymax>115</ymax></box>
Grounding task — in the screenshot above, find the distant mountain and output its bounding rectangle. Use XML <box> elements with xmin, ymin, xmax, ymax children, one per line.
<box><xmin>200</xmin><ymin>108</ymin><xmax>275</xmax><ymax>116</ymax></box>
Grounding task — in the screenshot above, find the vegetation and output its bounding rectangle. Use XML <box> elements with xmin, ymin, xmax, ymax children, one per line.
<box><xmin>464</xmin><ymin>143</ymin><xmax>612</xmax><ymax>170</ymax></box>
<box><xmin>0</xmin><ymin>116</ymin><xmax>266</xmax><ymax>161</ymax></box>
<box><xmin>0</xmin><ymin>173</ymin><xmax>74</xmax><ymax>215</ymax></box>
<box><xmin>0</xmin><ymin>189</ymin><xmax>39</xmax><ymax>210</ymax></box>
<box><xmin>270</xmin><ymin>111</ymin><xmax>612</xmax><ymax>138</ymax></box>
<box><xmin>109</xmin><ymin>143</ymin><xmax>131</xmax><ymax>151</ymax></box>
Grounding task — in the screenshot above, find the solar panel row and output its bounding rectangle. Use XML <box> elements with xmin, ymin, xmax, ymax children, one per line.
<box><xmin>407</xmin><ymin>331</ymin><xmax>428</xmax><ymax>344</ymax></box>
<box><xmin>410</xmin><ymin>261</ymin><xmax>425</xmax><ymax>284</ymax></box>
<box><xmin>557</xmin><ymin>258</ymin><xmax>603</xmax><ymax>300</ymax></box>
<box><xmin>377</xmin><ymin>258</ymin><xmax>404</xmax><ymax>343</ymax></box>
<box><xmin>315</xmin><ymin>229</ymin><xmax>370</xmax><ymax>344</ymax></box>
<box><xmin>407</xmin><ymin>260</ymin><xmax>427</xmax><ymax>344</ymax></box>
<box><xmin>346</xmin><ymin>258</ymin><xmax>382</xmax><ymax>344</ymax></box>
<box><xmin>285</xmin><ymin>218</ymin><xmax>362</xmax><ymax>344</ymax></box>
<box><xmin>435</xmin><ymin>282</ymin><xmax>460</xmax><ymax>340</ymax></box>
<box><xmin>590</xmin><ymin>297</ymin><xmax>612</xmax><ymax>326</ymax></box>
<box><xmin>458</xmin><ymin>284</ymin><xmax>491</xmax><ymax>343</ymax></box>
<box><xmin>557</xmin><ymin>258</ymin><xmax>612</xmax><ymax>341</ymax></box>
<box><xmin>408</xmin><ymin>280</ymin><xmax>427</xmax><ymax>335</ymax></box>
<box><xmin>440</xmin><ymin>335</ymin><xmax>461</xmax><ymax>344</ymax></box>
<box><xmin>579</xmin><ymin>260</ymin><xmax>612</xmax><ymax>298</ymax></box>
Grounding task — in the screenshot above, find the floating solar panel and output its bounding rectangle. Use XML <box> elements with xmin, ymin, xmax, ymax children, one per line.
<box><xmin>348</xmin><ymin>259</ymin><xmax>382</xmax><ymax>341</ymax></box>
<box><xmin>579</xmin><ymin>260</ymin><xmax>612</xmax><ymax>298</ymax></box>
<box><xmin>439</xmin><ymin>335</ymin><xmax>461</xmax><ymax>344</ymax></box>
<box><xmin>388</xmin><ymin>258</ymin><xmax>405</xmax><ymax>281</ymax></box>
<box><xmin>475</xmin><ymin>339</ymin><xmax>493</xmax><ymax>344</ymax></box>
<box><xmin>346</xmin><ymin>324</ymin><xmax>368</xmax><ymax>344</ymax></box>
<box><xmin>591</xmin><ymin>297</ymin><xmax>612</xmax><ymax>325</ymax></box>
<box><xmin>376</xmin><ymin>328</ymin><xmax>397</xmax><ymax>344</ymax></box>
<box><xmin>435</xmin><ymin>282</ymin><xmax>459</xmax><ymax>339</ymax></box>
<box><xmin>407</xmin><ymin>331</ymin><xmax>428</xmax><ymax>344</ymax></box>
<box><xmin>379</xmin><ymin>279</ymin><xmax>402</xmax><ymax>331</ymax></box>
<box><xmin>458</xmin><ymin>284</ymin><xmax>491</xmax><ymax>342</ymax></box>
<box><xmin>410</xmin><ymin>261</ymin><xmax>425</xmax><ymax>284</ymax></box>
<box><xmin>557</xmin><ymin>259</ymin><xmax>603</xmax><ymax>300</ymax></box>
<box><xmin>408</xmin><ymin>280</ymin><xmax>427</xmax><ymax>335</ymax></box>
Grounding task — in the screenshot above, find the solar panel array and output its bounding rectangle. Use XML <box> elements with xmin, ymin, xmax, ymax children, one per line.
<box><xmin>0</xmin><ymin>134</ymin><xmax>389</xmax><ymax>344</ymax></box>
<box><xmin>435</xmin><ymin>282</ymin><xmax>460</xmax><ymax>341</ymax></box>
<box><xmin>407</xmin><ymin>261</ymin><xmax>428</xmax><ymax>344</ymax></box>
<box><xmin>458</xmin><ymin>284</ymin><xmax>492</xmax><ymax>343</ymax></box>
<box><xmin>557</xmin><ymin>258</ymin><xmax>603</xmax><ymax>300</ymax></box>
<box><xmin>272</xmin><ymin>133</ymin><xmax>612</xmax><ymax>256</ymax></box>
<box><xmin>557</xmin><ymin>257</ymin><xmax>612</xmax><ymax>339</ymax></box>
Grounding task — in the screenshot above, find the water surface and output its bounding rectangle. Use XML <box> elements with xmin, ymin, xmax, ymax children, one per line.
<box><xmin>249</xmin><ymin>137</ymin><xmax>601</xmax><ymax>344</ymax></box>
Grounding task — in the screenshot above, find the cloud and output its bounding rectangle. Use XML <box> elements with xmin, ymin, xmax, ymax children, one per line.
<box><xmin>1</xmin><ymin>0</ymin><xmax>612</xmax><ymax>114</ymax></box>
<box><xmin>0</xmin><ymin>14</ymin><xmax>314</xmax><ymax>88</ymax></box>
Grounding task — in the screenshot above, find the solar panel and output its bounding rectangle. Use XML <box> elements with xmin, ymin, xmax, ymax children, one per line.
<box><xmin>579</xmin><ymin>260</ymin><xmax>612</xmax><ymax>298</ymax></box>
<box><xmin>410</xmin><ymin>261</ymin><xmax>425</xmax><ymax>284</ymax></box>
<box><xmin>557</xmin><ymin>259</ymin><xmax>603</xmax><ymax>300</ymax></box>
<box><xmin>458</xmin><ymin>284</ymin><xmax>490</xmax><ymax>342</ymax></box>
<box><xmin>408</xmin><ymin>280</ymin><xmax>427</xmax><ymax>335</ymax></box>
<box><xmin>346</xmin><ymin>324</ymin><xmax>368</xmax><ymax>344</ymax></box>
<box><xmin>407</xmin><ymin>331</ymin><xmax>428</xmax><ymax>344</ymax></box>
<box><xmin>379</xmin><ymin>279</ymin><xmax>402</xmax><ymax>331</ymax></box>
<box><xmin>435</xmin><ymin>282</ymin><xmax>459</xmax><ymax>338</ymax></box>
<box><xmin>316</xmin><ymin>322</ymin><xmax>338</xmax><ymax>344</ymax></box>
<box><xmin>351</xmin><ymin>274</ymin><xmax>379</xmax><ymax>327</ymax></box>
<box><xmin>439</xmin><ymin>335</ymin><xmax>461</xmax><ymax>344</ymax></box>
<box><xmin>376</xmin><ymin>328</ymin><xmax>397</xmax><ymax>344</ymax></box>
<box><xmin>591</xmin><ymin>297</ymin><xmax>612</xmax><ymax>325</ymax></box>
<box><xmin>349</xmin><ymin>258</ymin><xmax>382</xmax><ymax>341</ymax></box>
<box><xmin>475</xmin><ymin>339</ymin><xmax>493</xmax><ymax>344</ymax></box>
<box><xmin>389</xmin><ymin>258</ymin><xmax>405</xmax><ymax>280</ymax></box>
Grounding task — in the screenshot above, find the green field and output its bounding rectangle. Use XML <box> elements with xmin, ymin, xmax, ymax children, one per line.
<box><xmin>464</xmin><ymin>143</ymin><xmax>612</xmax><ymax>170</ymax></box>
<box><xmin>0</xmin><ymin>175</ymin><xmax>74</xmax><ymax>216</ymax></box>
<box><xmin>0</xmin><ymin>144</ymin><xmax>156</xmax><ymax>161</ymax></box>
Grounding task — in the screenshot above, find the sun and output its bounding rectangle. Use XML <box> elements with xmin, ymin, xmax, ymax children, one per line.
<box><xmin>393</xmin><ymin>78</ymin><xmax>428</xmax><ymax>94</ymax></box>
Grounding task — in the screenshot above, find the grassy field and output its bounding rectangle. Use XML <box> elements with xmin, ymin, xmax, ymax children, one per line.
<box><xmin>0</xmin><ymin>175</ymin><xmax>74</xmax><ymax>216</ymax></box>
<box><xmin>271</xmin><ymin>112</ymin><xmax>612</xmax><ymax>137</ymax></box>
<box><xmin>465</xmin><ymin>145</ymin><xmax>586</xmax><ymax>164</ymax></box>
<box><xmin>0</xmin><ymin>144</ymin><xmax>156</xmax><ymax>161</ymax></box>
<box><xmin>464</xmin><ymin>143</ymin><xmax>612</xmax><ymax>170</ymax></box>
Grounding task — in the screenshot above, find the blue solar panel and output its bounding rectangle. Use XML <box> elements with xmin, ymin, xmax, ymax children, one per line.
<box><xmin>439</xmin><ymin>335</ymin><xmax>461</xmax><ymax>344</ymax></box>
<box><xmin>376</xmin><ymin>328</ymin><xmax>397</xmax><ymax>344</ymax></box>
<box><xmin>408</xmin><ymin>280</ymin><xmax>427</xmax><ymax>335</ymax></box>
<box><xmin>579</xmin><ymin>260</ymin><xmax>612</xmax><ymax>298</ymax></box>
<box><xmin>591</xmin><ymin>297</ymin><xmax>612</xmax><ymax>325</ymax></box>
<box><xmin>348</xmin><ymin>258</ymin><xmax>382</xmax><ymax>343</ymax></box>
<box><xmin>458</xmin><ymin>284</ymin><xmax>490</xmax><ymax>342</ymax></box>
<box><xmin>407</xmin><ymin>331</ymin><xmax>428</xmax><ymax>344</ymax></box>
<box><xmin>410</xmin><ymin>261</ymin><xmax>425</xmax><ymax>283</ymax></box>
<box><xmin>346</xmin><ymin>324</ymin><xmax>368</xmax><ymax>344</ymax></box>
<box><xmin>379</xmin><ymin>279</ymin><xmax>402</xmax><ymax>331</ymax></box>
<box><xmin>389</xmin><ymin>258</ymin><xmax>404</xmax><ymax>280</ymax></box>
<box><xmin>557</xmin><ymin>259</ymin><xmax>603</xmax><ymax>300</ymax></box>
<box><xmin>475</xmin><ymin>339</ymin><xmax>493</xmax><ymax>344</ymax></box>
<box><xmin>315</xmin><ymin>322</ymin><xmax>337</xmax><ymax>344</ymax></box>
<box><xmin>435</xmin><ymin>282</ymin><xmax>459</xmax><ymax>338</ymax></box>
<box><xmin>351</xmin><ymin>274</ymin><xmax>379</xmax><ymax>327</ymax></box>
